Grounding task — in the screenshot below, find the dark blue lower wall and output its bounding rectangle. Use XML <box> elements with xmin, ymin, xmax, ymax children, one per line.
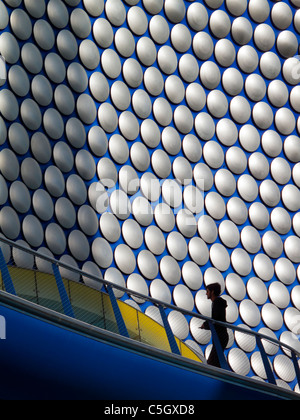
<box><xmin>0</xmin><ymin>303</ymin><xmax>282</xmax><ymax>400</ymax></box>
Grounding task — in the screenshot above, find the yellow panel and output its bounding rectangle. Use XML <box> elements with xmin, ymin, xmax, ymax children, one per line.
<box><xmin>35</xmin><ymin>271</ymin><xmax>64</xmax><ymax>313</ymax></box>
<box><xmin>118</xmin><ymin>300</ymin><xmax>171</xmax><ymax>352</ymax></box>
<box><xmin>177</xmin><ymin>339</ymin><xmax>202</xmax><ymax>362</ymax></box>
<box><xmin>118</xmin><ymin>300</ymin><xmax>202</xmax><ymax>362</ymax></box>
<box><xmin>137</xmin><ymin>310</ymin><xmax>172</xmax><ymax>353</ymax></box>
<box><xmin>68</xmin><ymin>281</ymin><xmax>102</xmax><ymax>316</ymax></box>
<box><xmin>67</xmin><ymin>281</ymin><xmax>117</xmax><ymax>331</ymax></box>
<box><xmin>100</xmin><ymin>292</ymin><xmax>120</xmax><ymax>334</ymax></box>
<box><xmin>4</xmin><ymin>266</ymin><xmax>202</xmax><ymax>363</ymax></box>
<box><xmin>8</xmin><ymin>267</ymin><xmax>37</xmax><ymax>301</ymax></box>
<box><xmin>118</xmin><ymin>301</ymin><xmax>140</xmax><ymax>339</ymax></box>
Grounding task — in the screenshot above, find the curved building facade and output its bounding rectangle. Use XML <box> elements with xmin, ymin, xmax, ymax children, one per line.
<box><xmin>0</xmin><ymin>0</ymin><xmax>300</xmax><ymax>393</ymax></box>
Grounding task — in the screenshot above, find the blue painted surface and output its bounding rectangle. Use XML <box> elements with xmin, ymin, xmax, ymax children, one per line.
<box><xmin>106</xmin><ymin>284</ymin><xmax>130</xmax><ymax>338</ymax></box>
<box><xmin>52</xmin><ymin>263</ymin><xmax>75</xmax><ymax>319</ymax></box>
<box><xmin>0</xmin><ymin>302</ymin><xmax>283</xmax><ymax>401</ymax></box>
<box><xmin>0</xmin><ymin>248</ymin><xmax>15</xmax><ymax>296</ymax></box>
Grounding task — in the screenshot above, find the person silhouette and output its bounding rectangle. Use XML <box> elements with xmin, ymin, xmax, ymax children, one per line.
<box><xmin>201</xmin><ymin>283</ymin><xmax>229</xmax><ymax>368</ymax></box>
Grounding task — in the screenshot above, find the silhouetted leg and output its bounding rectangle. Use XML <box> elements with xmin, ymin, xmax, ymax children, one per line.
<box><xmin>207</xmin><ymin>332</ymin><xmax>229</xmax><ymax>368</ymax></box>
<box><xmin>207</xmin><ymin>346</ymin><xmax>221</xmax><ymax>368</ymax></box>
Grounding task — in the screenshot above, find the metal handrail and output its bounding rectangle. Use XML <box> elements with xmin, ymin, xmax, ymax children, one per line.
<box><xmin>0</xmin><ymin>235</ymin><xmax>299</xmax><ymax>361</ymax></box>
<box><xmin>0</xmin><ymin>235</ymin><xmax>300</xmax><ymax>394</ymax></box>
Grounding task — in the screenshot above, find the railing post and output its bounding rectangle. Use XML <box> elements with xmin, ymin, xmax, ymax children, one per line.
<box><xmin>158</xmin><ymin>305</ymin><xmax>181</xmax><ymax>356</ymax></box>
<box><xmin>256</xmin><ymin>336</ymin><xmax>276</xmax><ymax>385</ymax></box>
<box><xmin>291</xmin><ymin>351</ymin><xmax>300</xmax><ymax>390</ymax></box>
<box><xmin>106</xmin><ymin>284</ymin><xmax>130</xmax><ymax>338</ymax></box>
<box><xmin>208</xmin><ymin>321</ymin><xmax>230</xmax><ymax>371</ymax></box>
<box><xmin>52</xmin><ymin>263</ymin><xmax>75</xmax><ymax>319</ymax></box>
<box><xmin>0</xmin><ymin>247</ymin><xmax>16</xmax><ymax>296</ymax></box>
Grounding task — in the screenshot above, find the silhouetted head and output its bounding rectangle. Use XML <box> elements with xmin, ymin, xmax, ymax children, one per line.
<box><xmin>206</xmin><ymin>282</ymin><xmax>221</xmax><ymax>301</ymax></box>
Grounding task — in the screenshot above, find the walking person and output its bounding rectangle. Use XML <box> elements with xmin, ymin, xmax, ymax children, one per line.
<box><xmin>201</xmin><ymin>283</ymin><xmax>229</xmax><ymax>368</ymax></box>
